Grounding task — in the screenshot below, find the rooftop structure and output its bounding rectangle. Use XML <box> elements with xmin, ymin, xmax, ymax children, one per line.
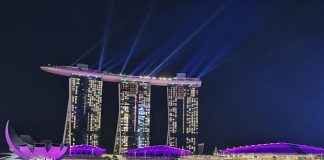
<box><xmin>69</xmin><ymin>144</ymin><xmax>106</xmax><ymax>157</ymax></box>
<box><xmin>40</xmin><ymin>65</ymin><xmax>202</xmax><ymax>87</ymax></box>
<box><xmin>220</xmin><ymin>143</ymin><xmax>324</xmax><ymax>155</ymax></box>
<box><xmin>123</xmin><ymin>145</ymin><xmax>191</xmax><ymax>159</ymax></box>
<box><xmin>5</xmin><ymin>121</ymin><xmax>69</xmax><ymax>159</ymax></box>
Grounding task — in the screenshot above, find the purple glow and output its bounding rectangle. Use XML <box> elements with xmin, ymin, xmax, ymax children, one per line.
<box><xmin>48</xmin><ymin>146</ymin><xmax>63</xmax><ymax>159</ymax></box>
<box><xmin>5</xmin><ymin>122</ymin><xmax>28</xmax><ymax>159</ymax></box>
<box><xmin>220</xmin><ymin>143</ymin><xmax>324</xmax><ymax>155</ymax></box>
<box><xmin>69</xmin><ymin>144</ymin><xmax>106</xmax><ymax>157</ymax></box>
<box><xmin>19</xmin><ymin>146</ymin><xmax>36</xmax><ymax>158</ymax></box>
<box><xmin>34</xmin><ymin>146</ymin><xmax>50</xmax><ymax>158</ymax></box>
<box><xmin>123</xmin><ymin>145</ymin><xmax>191</xmax><ymax>158</ymax></box>
<box><xmin>5</xmin><ymin>121</ymin><xmax>69</xmax><ymax>159</ymax></box>
<box><xmin>41</xmin><ymin>66</ymin><xmax>202</xmax><ymax>87</ymax></box>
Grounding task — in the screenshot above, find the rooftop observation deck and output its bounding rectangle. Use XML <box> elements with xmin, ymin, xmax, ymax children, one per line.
<box><xmin>40</xmin><ymin>65</ymin><xmax>202</xmax><ymax>87</ymax></box>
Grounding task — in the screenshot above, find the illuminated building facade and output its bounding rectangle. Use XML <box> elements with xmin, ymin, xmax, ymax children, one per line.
<box><xmin>114</xmin><ymin>80</ymin><xmax>151</xmax><ymax>154</ymax></box>
<box><xmin>167</xmin><ymin>84</ymin><xmax>199</xmax><ymax>153</ymax></box>
<box><xmin>63</xmin><ymin>74</ymin><xmax>103</xmax><ymax>146</ymax></box>
<box><xmin>5</xmin><ymin>121</ymin><xmax>69</xmax><ymax>160</ymax></box>
<box><xmin>42</xmin><ymin>66</ymin><xmax>202</xmax><ymax>153</ymax></box>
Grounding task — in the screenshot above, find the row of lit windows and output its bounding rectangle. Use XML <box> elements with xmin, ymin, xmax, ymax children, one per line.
<box><xmin>115</xmin><ymin>81</ymin><xmax>151</xmax><ymax>154</ymax></box>
<box><xmin>66</xmin><ymin>76</ymin><xmax>103</xmax><ymax>146</ymax></box>
<box><xmin>167</xmin><ymin>85</ymin><xmax>199</xmax><ymax>152</ymax></box>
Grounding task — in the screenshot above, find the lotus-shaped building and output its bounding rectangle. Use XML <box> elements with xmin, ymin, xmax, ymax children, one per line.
<box><xmin>5</xmin><ymin>121</ymin><xmax>69</xmax><ymax>159</ymax></box>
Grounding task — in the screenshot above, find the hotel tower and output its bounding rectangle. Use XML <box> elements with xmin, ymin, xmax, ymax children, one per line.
<box><xmin>114</xmin><ymin>80</ymin><xmax>151</xmax><ymax>154</ymax></box>
<box><xmin>167</xmin><ymin>74</ymin><xmax>199</xmax><ymax>153</ymax></box>
<box><xmin>63</xmin><ymin>64</ymin><xmax>103</xmax><ymax>146</ymax></box>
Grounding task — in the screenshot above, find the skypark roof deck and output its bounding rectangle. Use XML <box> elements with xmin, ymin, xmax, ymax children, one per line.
<box><xmin>40</xmin><ymin>65</ymin><xmax>202</xmax><ymax>87</ymax></box>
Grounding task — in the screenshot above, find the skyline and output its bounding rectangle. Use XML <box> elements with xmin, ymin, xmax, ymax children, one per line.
<box><xmin>0</xmin><ymin>0</ymin><xmax>324</xmax><ymax>155</ymax></box>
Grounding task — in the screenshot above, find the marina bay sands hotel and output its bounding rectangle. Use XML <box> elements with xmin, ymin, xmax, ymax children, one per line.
<box><xmin>41</xmin><ymin>64</ymin><xmax>201</xmax><ymax>154</ymax></box>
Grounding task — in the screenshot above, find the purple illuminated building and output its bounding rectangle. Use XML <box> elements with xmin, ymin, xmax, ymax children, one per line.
<box><xmin>123</xmin><ymin>145</ymin><xmax>191</xmax><ymax>159</ymax></box>
<box><xmin>220</xmin><ymin>143</ymin><xmax>324</xmax><ymax>155</ymax></box>
<box><xmin>41</xmin><ymin>65</ymin><xmax>202</xmax><ymax>154</ymax></box>
<box><xmin>69</xmin><ymin>144</ymin><xmax>106</xmax><ymax>157</ymax></box>
<box><xmin>5</xmin><ymin>121</ymin><xmax>69</xmax><ymax>159</ymax></box>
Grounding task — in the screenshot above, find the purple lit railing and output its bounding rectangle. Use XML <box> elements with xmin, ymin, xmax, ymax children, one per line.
<box><xmin>69</xmin><ymin>144</ymin><xmax>106</xmax><ymax>157</ymax></box>
<box><xmin>220</xmin><ymin>143</ymin><xmax>324</xmax><ymax>155</ymax></box>
<box><xmin>123</xmin><ymin>145</ymin><xmax>191</xmax><ymax>158</ymax></box>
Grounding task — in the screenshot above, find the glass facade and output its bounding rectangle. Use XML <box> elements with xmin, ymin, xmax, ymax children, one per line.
<box><xmin>114</xmin><ymin>80</ymin><xmax>151</xmax><ymax>154</ymax></box>
<box><xmin>167</xmin><ymin>84</ymin><xmax>199</xmax><ymax>153</ymax></box>
<box><xmin>63</xmin><ymin>74</ymin><xmax>103</xmax><ymax>146</ymax></box>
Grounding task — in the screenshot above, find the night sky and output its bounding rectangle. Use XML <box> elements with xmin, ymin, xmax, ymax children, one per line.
<box><xmin>0</xmin><ymin>0</ymin><xmax>323</xmax><ymax>154</ymax></box>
